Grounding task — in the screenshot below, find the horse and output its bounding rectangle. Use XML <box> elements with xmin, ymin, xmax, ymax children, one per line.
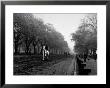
<box><xmin>42</xmin><ymin>45</ymin><xmax>49</xmax><ymax>60</ymax></box>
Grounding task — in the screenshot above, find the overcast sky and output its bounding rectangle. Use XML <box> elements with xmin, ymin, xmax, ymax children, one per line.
<box><xmin>33</xmin><ymin>13</ymin><xmax>92</xmax><ymax>53</ymax></box>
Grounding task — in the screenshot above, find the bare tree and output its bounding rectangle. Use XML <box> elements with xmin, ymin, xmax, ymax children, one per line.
<box><xmin>71</xmin><ymin>14</ymin><xmax>97</xmax><ymax>56</ymax></box>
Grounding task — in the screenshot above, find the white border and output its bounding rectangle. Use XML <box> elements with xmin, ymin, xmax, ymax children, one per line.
<box><xmin>5</xmin><ymin>5</ymin><xmax>106</xmax><ymax>84</ymax></box>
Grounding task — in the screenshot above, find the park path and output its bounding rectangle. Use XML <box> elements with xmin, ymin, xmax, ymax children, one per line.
<box><xmin>14</xmin><ymin>55</ymin><xmax>97</xmax><ymax>75</ymax></box>
<box><xmin>28</xmin><ymin>57</ymin><xmax>76</xmax><ymax>75</ymax></box>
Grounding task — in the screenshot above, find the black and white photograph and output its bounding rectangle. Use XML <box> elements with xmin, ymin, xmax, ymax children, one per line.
<box><xmin>1</xmin><ymin>0</ymin><xmax>108</xmax><ymax>86</ymax></box>
<box><xmin>4</xmin><ymin>4</ymin><xmax>106</xmax><ymax>84</ymax></box>
<box><xmin>13</xmin><ymin>13</ymin><xmax>97</xmax><ymax>75</ymax></box>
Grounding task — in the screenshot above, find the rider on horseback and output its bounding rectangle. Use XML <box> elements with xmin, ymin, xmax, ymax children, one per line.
<box><xmin>42</xmin><ymin>44</ymin><xmax>49</xmax><ymax>60</ymax></box>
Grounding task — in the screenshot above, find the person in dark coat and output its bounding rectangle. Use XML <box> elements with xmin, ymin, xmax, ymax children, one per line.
<box><xmin>76</xmin><ymin>54</ymin><xmax>85</xmax><ymax>74</ymax></box>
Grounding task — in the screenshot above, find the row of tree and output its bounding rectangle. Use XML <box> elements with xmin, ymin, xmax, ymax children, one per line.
<box><xmin>14</xmin><ymin>13</ymin><xmax>69</xmax><ymax>55</ymax></box>
<box><xmin>71</xmin><ymin>14</ymin><xmax>97</xmax><ymax>56</ymax></box>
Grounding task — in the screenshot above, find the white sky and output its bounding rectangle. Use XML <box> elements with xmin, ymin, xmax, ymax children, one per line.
<box><xmin>33</xmin><ymin>14</ymin><xmax>90</xmax><ymax>53</ymax></box>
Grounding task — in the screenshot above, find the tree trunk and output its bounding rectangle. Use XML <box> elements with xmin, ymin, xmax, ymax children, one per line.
<box><xmin>33</xmin><ymin>45</ymin><xmax>36</xmax><ymax>54</ymax></box>
<box><xmin>14</xmin><ymin>42</ymin><xmax>19</xmax><ymax>55</ymax></box>
<box><xmin>25</xmin><ymin>45</ymin><xmax>30</xmax><ymax>54</ymax></box>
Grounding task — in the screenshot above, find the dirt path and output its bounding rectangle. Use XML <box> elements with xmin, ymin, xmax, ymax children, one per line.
<box><xmin>28</xmin><ymin>58</ymin><xmax>76</xmax><ymax>75</ymax></box>
<box><xmin>14</xmin><ymin>56</ymin><xmax>97</xmax><ymax>75</ymax></box>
